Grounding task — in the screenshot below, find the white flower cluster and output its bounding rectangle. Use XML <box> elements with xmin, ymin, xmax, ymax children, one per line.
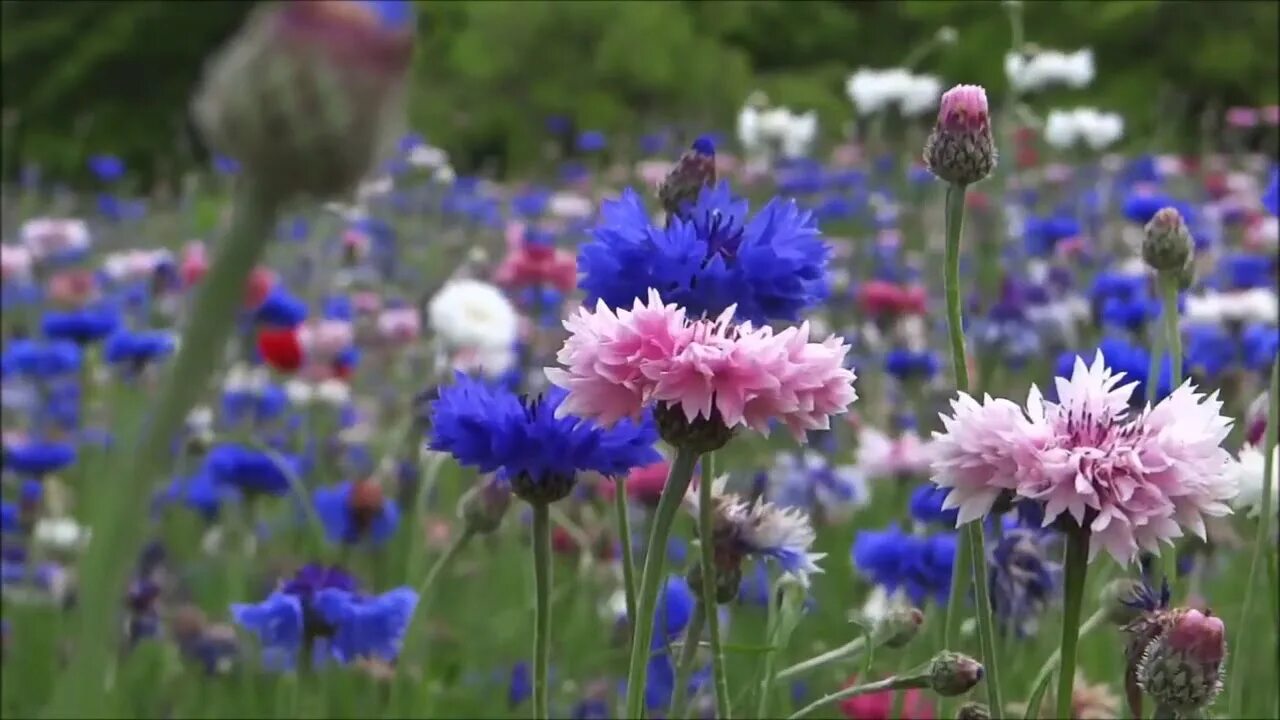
<box><xmin>1005</xmin><ymin>48</ymin><xmax>1095</xmax><ymax>93</ymax></box>
<box><xmin>1043</xmin><ymin>107</ymin><xmax>1125</xmax><ymax>151</ymax></box>
<box><xmin>844</xmin><ymin>68</ymin><xmax>942</xmax><ymax>118</ymax></box>
<box><xmin>428</xmin><ymin>279</ymin><xmax>519</xmax><ymax>378</ymax></box>
<box><xmin>1184</xmin><ymin>288</ymin><xmax>1279</xmax><ymax>325</ymax></box>
<box><xmin>738</xmin><ymin>96</ymin><xmax>819</xmax><ymax>160</ymax></box>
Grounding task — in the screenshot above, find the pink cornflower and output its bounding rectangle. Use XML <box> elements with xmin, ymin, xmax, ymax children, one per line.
<box><xmin>546</xmin><ymin>289</ymin><xmax>857</xmax><ymax>442</ymax></box>
<box><xmin>1</xmin><ymin>245</ymin><xmax>34</xmax><ymax>283</ymax></box>
<box><xmin>492</xmin><ymin>226</ymin><xmax>577</xmax><ymax>293</ymax></box>
<box><xmin>931</xmin><ymin>351</ymin><xmax>1236</xmax><ymax>564</ymax></box>
<box><xmin>376</xmin><ymin>307</ymin><xmax>421</xmax><ymax>344</ymax></box>
<box><xmin>838</xmin><ymin>676</ymin><xmax>935</xmax><ymax>720</ymax></box>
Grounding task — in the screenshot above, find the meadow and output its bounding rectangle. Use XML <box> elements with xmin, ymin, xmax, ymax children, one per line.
<box><xmin>1</xmin><ymin>2</ymin><xmax>1278</xmax><ymax>719</ymax></box>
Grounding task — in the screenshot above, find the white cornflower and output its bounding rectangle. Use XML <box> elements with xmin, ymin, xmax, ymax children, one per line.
<box><xmin>687</xmin><ymin>476</ymin><xmax>826</xmax><ymax>585</ymax></box>
<box><xmin>428</xmin><ymin>279</ymin><xmax>519</xmax><ymax>356</ymax></box>
<box><xmin>21</xmin><ymin>218</ymin><xmax>92</xmax><ymax>260</ymax></box>
<box><xmin>1230</xmin><ymin>444</ymin><xmax>1278</xmax><ymax>518</ymax></box>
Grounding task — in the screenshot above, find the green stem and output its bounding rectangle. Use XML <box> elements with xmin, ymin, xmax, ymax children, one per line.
<box><xmin>624</xmin><ymin>446</ymin><xmax>699</xmax><ymax>719</ymax></box>
<box><xmin>1229</xmin><ymin>360</ymin><xmax>1279</xmax><ymax>718</ymax></box>
<box><xmin>1024</xmin><ymin>608</ymin><xmax>1107</xmax><ymax>719</ymax></box>
<box><xmin>668</xmin><ymin>603</ymin><xmax>706</xmax><ymax>720</ymax></box>
<box><xmin>697</xmin><ymin>453</ymin><xmax>731</xmax><ymax>718</ymax></box>
<box><xmin>614</xmin><ymin>478</ymin><xmax>638</xmax><ymax>627</ymax></box>
<box><xmin>968</xmin><ymin>523</ymin><xmax>1003</xmax><ymax>712</ymax></box>
<box><xmin>1057</xmin><ymin>529</ymin><xmax>1091</xmax><ymax>720</ymax></box>
<box><xmin>418</xmin><ymin>528</ymin><xmax>473</xmax><ymax>599</ymax></box>
<box><xmin>532</xmin><ymin>502</ymin><xmax>552</xmax><ymax>720</ymax></box>
<box><xmin>787</xmin><ymin>668</ymin><xmax>931</xmax><ymax>720</ymax></box>
<box><xmin>46</xmin><ymin>182</ymin><xmax>279</xmax><ymax>719</ymax></box>
<box><xmin>1159</xmin><ymin>274</ymin><xmax>1184</xmax><ymax>591</ymax></box>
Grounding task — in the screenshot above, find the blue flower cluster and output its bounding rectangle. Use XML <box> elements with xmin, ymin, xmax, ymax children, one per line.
<box><xmin>852</xmin><ymin>526</ymin><xmax>955</xmax><ymax>607</ymax></box>
<box><xmin>578</xmin><ymin>182</ymin><xmax>830</xmax><ymax>324</ymax></box>
<box><xmin>206</xmin><ymin>444</ymin><xmax>301</xmax><ymax>497</ymax></box>
<box><xmin>429</xmin><ymin>374</ymin><xmax>659</xmax><ymax>502</ymax></box>
<box><xmin>232</xmin><ymin>564</ymin><xmax>417</xmax><ymax>667</ymax></box>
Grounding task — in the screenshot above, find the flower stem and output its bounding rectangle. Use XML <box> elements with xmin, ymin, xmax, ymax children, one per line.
<box><xmin>1024</xmin><ymin>607</ymin><xmax>1107</xmax><ymax>719</ymax></box>
<box><xmin>787</xmin><ymin>665</ymin><xmax>932</xmax><ymax>720</ymax></box>
<box><xmin>939</xmin><ymin>181</ymin><xmax>1003</xmax><ymax>714</ymax></box>
<box><xmin>531</xmin><ymin>501</ymin><xmax>553</xmax><ymax>720</ymax></box>
<box><xmin>697</xmin><ymin>452</ymin><xmax>731</xmax><ymax>718</ymax></box>
<box><xmin>1229</xmin><ymin>359</ymin><xmax>1279</xmax><ymax>718</ymax></box>
<box><xmin>614</xmin><ymin>478</ymin><xmax>638</xmax><ymax>626</ymax></box>
<box><xmin>668</xmin><ymin>602</ymin><xmax>706</xmax><ymax>720</ymax></box>
<box><xmin>46</xmin><ymin>181</ymin><xmax>280</xmax><ymax>718</ymax></box>
<box><xmin>1057</xmin><ymin>528</ymin><xmax>1091</xmax><ymax>720</ymax></box>
<box><xmin>624</xmin><ymin>446</ymin><xmax>699</xmax><ymax>718</ymax></box>
<box><xmin>418</xmin><ymin>528</ymin><xmax>473</xmax><ymax>599</ymax></box>
<box><xmin>1158</xmin><ymin>274</ymin><xmax>1184</xmax><ymax>590</ymax></box>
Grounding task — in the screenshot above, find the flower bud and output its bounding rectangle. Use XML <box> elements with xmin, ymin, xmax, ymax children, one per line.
<box><xmin>876</xmin><ymin>606</ymin><xmax>924</xmax><ymax>649</ymax></box>
<box><xmin>191</xmin><ymin>1</ymin><xmax>415</xmax><ymax>201</ymax></box>
<box><xmin>1100</xmin><ymin>577</ymin><xmax>1148</xmax><ymax>626</ymax></box>
<box><xmin>955</xmin><ymin>701</ymin><xmax>990</xmax><ymax>720</ymax></box>
<box><xmin>658</xmin><ymin>137</ymin><xmax>717</xmax><ymax>222</ymax></box>
<box><xmin>924</xmin><ymin>85</ymin><xmax>996</xmax><ymax>186</ymax></box>
<box><xmin>1142</xmin><ymin>207</ymin><xmax>1195</xmax><ymax>274</ymax></box>
<box><xmin>654</xmin><ymin>402</ymin><xmax>735</xmax><ymax>454</ymax></box>
<box><xmin>928</xmin><ymin>651</ymin><xmax>984</xmax><ymax>697</ymax></box>
<box><xmin>458</xmin><ymin>475</ymin><xmax>513</xmax><ymax>535</ymax></box>
<box><xmin>1136</xmin><ymin>609</ymin><xmax>1226</xmax><ymax>715</ymax></box>
<box><xmin>1245</xmin><ymin>392</ymin><xmax>1270</xmax><ymax>446</ymax></box>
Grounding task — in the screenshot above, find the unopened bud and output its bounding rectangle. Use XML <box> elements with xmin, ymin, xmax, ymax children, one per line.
<box><xmin>1143</xmin><ymin>207</ymin><xmax>1195</xmax><ymax>274</ymax></box>
<box><xmin>655</xmin><ymin>402</ymin><xmax>735</xmax><ymax>454</ymax></box>
<box><xmin>1245</xmin><ymin>392</ymin><xmax>1270</xmax><ymax>446</ymax></box>
<box><xmin>192</xmin><ymin>1</ymin><xmax>415</xmax><ymax>201</ymax></box>
<box><xmin>1137</xmin><ymin>608</ymin><xmax>1227</xmax><ymax>715</ymax></box>
<box><xmin>924</xmin><ymin>85</ymin><xmax>996</xmax><ymax>186</ymax></box>
<box><xmin>658</xmin><ymin>137</ymin><xmax>717</xmax><ymax>222</ymax></box>
<box><xmin>955</xmin><ymin>701</ymin><xmax>990</xmax><ymax>720</ymax></box>
<box><xmin>876</xmin><ymin>606</ymin><xmax>924</xmax><ymax>649</ymax></box>
<box><xmin>929</xmin><ymin>651</ymin><xmax>985</xmax><ymax>697</ymax></box>
<box><xmin>458</xmin><ymin>475</ymin><xmax>512</xmax><ymax>535</ymax></box>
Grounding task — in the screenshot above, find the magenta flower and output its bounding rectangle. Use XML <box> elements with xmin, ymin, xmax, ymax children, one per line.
<box><xmin>546</xmin><ymin>289</ymin><xmax>857</xmax><ymax>442</ymax></box>
<box><xmin>931</xmin><ymin>351</ymin><xmax>1237</xmax><ymax>564</ymax></box>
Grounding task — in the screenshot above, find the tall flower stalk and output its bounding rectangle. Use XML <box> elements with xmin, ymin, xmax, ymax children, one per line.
<box><xmin>1056</xmin><ymin>528</ymin><xmax>1091</xmax><ymax>720</ymax></box>
<box><xmin>696</xmin><ymin>453</ymin><xmax>731</xmax><ymax>717</ymax></box>
<box><xmin>925</xmin><ymin>84</ymin><xmax>1003</xmax><ymax>714</ymax></box>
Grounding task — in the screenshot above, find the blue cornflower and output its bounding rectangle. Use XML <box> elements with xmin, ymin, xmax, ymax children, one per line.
<box><xmin>853</xmin><ymin>526</ymin><xmax>955</xmax><ymax>607</ymax></box>
<box><xmin>104</xmin><ymin>330</ymin><xmax>175</xmax><ymax>367</ymax></box>
<box><xmin>428</xmin><ymin>374</ymin><xmax>660</xmax><ymax>504</ymax></box>
<box><xmin>767</xmin><ymin>451</ymin><xmax>867</xmax><ymax>513</ymax></box>
<box><xmin>1023</xmin><ymin>214</ymin><xmax>1080</xmax><ymax>256</ymax></box>
<box><xmin>323</xmin><ymin>295</ymin><xmax>353</xmax><ymax>321</ymax></box>
<box><xmin>1184</xmin><ymin>324</ymin><xmax>1236</xmax><ymax>379</ymax></box>
<box><xmin>645</xmin><ymin>575</ymin><xmax>699</xmax><ymax>711</ymax></box>
<box><xmin>509</xmin><ymin>661</ymin><xmax>532</xmax><ymax>707</ymax></box>
<box><xmin>213</xmin><ymin>154</ymin><xmax>241</xmax><ymax>176</ymax></box>
<box><xmin>1121</xmin><ymin>190</ymin><xmax>1178</xmax><ymax>225</ymax></box>
<box><xmin>206</xmin><ymin>444</ymin><xmax>300</xmax><ymax>497</ymax></box>
<box><xmin>254</xmin><ymin>287</ymin><xmax>308</xmax><ymax>326</ymax></box>
<box><xmin>1264</xmin><ymin>167</ymin><xmax>1279</xmax><ymax>216</ymax></box>
<box><xmin>156</xmin><ymin>469</ymin><xmax>233</xmax><ymax>522</ymax></box>
<box><xmin>42</xmin><ymin>306</ymin><xmax>121</xmax><ymax>344</ymax></box>
<box><xmin>88</xmin><ymin>154</ymin><xmax>126</xmax><ymax>183</ymax></box>
<box><xmin>988</xmin><ymin>528</ymin><xmax>1060</xmax><ymax>637</ymax></box>
<box><xmin>909</xmin><ymin>485</ymin><xmax>959</xmax><ymax>526</ymax></box>
<box><xmin>883</xmin><ymin>348</ymin><xmax>941</xmax><ymax>382</ymax></box>
<box><xmin>3</xmin><ymin>441</ymin><xmax>76</xmax><ymax>477</ymax></box>
<box><xmin>354</xmin><ymin>0</ymin><xmax>415</xmax><ymax>29</ymax></box>
<box><xmin>1242</xmin><ymin>323</ymin><xmax>1279</xmax><ymax>373</ymax></box>
<box><xmin>232</xmin><ymin>564</ymin><xmax>418</xmax><ymax>667</ymax></box>
<box><xmin>1220</xmin><ymin>253</ymin><xmax>1275</xmax><ymax>290</ymax></box>
<box><xmin>579</xmin><ymin>182</ymin><xmax>830</xmax><ymax>324</ymax></box>
<box><xmin>577</xmin><ymin>130</ymin><xmax>608</xmax><ymax>153</ymax></box>
<box><xmin>1</xmin><ymin>502</ymin><xmax>17</xmax><ymax>534</ymax></box>
<box><xmin>639</xmin><ymin>132</ymin><xmax>669</xmax><ymax>157</ymax></box>
<box><xmin>313</xmin><ymin>481</ymin><xmax>400</xmax><ymax>546</ymax></box>
<box><xmin>3</xmin><ymin>339</ymin><xmax>81</xmax><ymax>378</ymax></box>
<box><xmin>1057</xmin><ymin>337</ymin><xmax>1176</xmax><ymax>404</ymax></box>
<box><xmin>513</xmin><ymin>188</ymin><xmax>551</xmax><ymax>218</ymax></box>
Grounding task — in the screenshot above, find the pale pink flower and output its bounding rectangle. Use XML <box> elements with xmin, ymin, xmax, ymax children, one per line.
<box><xmin>299</xmin><ymin>320</ymin><xmax>354</xmax><ymax>360</ymax></box>
<box><xmin>181</xmin><ymin>241</ymin><xmax>210</xmax><ymax>287</ymax></box>
<box><xmin>931</xmin><ymin>351</ymin><xmax>1237</xmax><ymax>564</ymax></box>
<box><xmin>857</xmin><ymin>426</ymin><xmax>934</xmax><ymax>479</ymax></box>
<box><xmin>1224</xmin><ymin>106</ymin><xmax>1259</xmax><ymax>129</ymax></box>
<box><xmin>352</xmin><ymin>291</ymin><xmax>383</xmax><ymax>315</ymax></box>
<box><xmin>21</xmin><ymin>218</ymin><xmax>91</xmax><ymax>260</ymax></box>
<box><xmin>635</xmin><ymin>160</ymin><xmax>673</xmax><ymax>189</ymax></box>
<box><xmin>376</xmin><ymin>307</ymin><xmax>421</xmax><ymax>344</ymax></box>
<box><xmin>547</xmin><ymin>192</ymin><xmax>594</xmax><ymax>220</ymax></box>
<box><xmin>102</xmin><ymin>249</ymin><xmax>172</xmax><ymax>283</ymax></box>
<box><xmin>546</xmin><ymin>289</ymin><xmax>858</xmax><ymax>442</ymax></box>
<box><xmin>492</xmin><ymin>230</ymin><xmax>577</xmax><ymax>293</ymax></box>
<box><xmin>1262</xmin><ymin>105</ymin><xmax>1280</xmax><ymax>125</ymax></box>
<box><xmin>341</xmin><ymin>228</ymin><xmax>371</xmax><ymax>260</ymax></box>
<box><xmin>1</xmin><ymin>244</ymin><xmax>34</xmax><ymax>283</ymax></box>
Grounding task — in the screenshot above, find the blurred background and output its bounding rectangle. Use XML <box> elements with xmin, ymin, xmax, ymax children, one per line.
<box><xmin>2</xmin><ymin>0</ymin><xmax>1278</xmax><ymax>186</ymax></box>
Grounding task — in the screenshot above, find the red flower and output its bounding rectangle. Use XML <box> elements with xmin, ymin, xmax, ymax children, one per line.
<box><xmin>857</xmin><ymin>280</ymin><xmax>928</xmax><ymax>318</ymax></box>
<box><xmin>180</xmin><ymin>242</ymin><xmax>209</xmax><ymax>288</ymax></box>
<box><xmin>624</xmin><ymin>460</ymin><xmax>671</xmax><ymax>506</ymax></box>
<box><xmin>838</xmin><ymin>676</ymin><xmax>935</xmax><ymax>720</ymax></box>
<box><xmin>257</xmin><ymin>327</ymin><xmax>304</xmax><ymax>372</ymax></box>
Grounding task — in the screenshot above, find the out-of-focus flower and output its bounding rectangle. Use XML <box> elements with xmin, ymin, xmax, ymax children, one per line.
<box><xmin>3</xmin><ymin>440</ymin><xmax>76</xmax><ymax>477</ymax></box>
<box><xmin>375</xmin><ymin>306</ymin><xmax>420</xmax><ymax>345</ymax></box>
<box><xmin>1043</xmin><ymin>108</ymin><xmax>1124</xmax><ymax>151</ymax></box>
<box><xmin>1229</xmin><ymin>443</ymin><xmax>1278</xmax><ymax>518</ymax></box>
<box><xmin>428</xmin><ymin>374</ymin><xmax>659</xmax><ymax>504</ymax></box>
<box><xmin>838</xmin><ymin>676</ymin><xmax>935</xmax><ymax>720</ymax></box>
<box><xmin>767</xmin><ymin>451</ymin><xmax>868</xmax><ymax>514</ymax></box>
<box><xmin>856</xmin><ymin>426</ymin><xmax>933</xmax><ymax>480</ymax></box>
<box><xmin>931</xmin><ymin>351</ymin><xmax>1236</xmax><ymax>564</ymax></box>
<box><xmin>21</xmin><ymin>218</ymin><xmax>91</xmax><ymax>262</ymax></box>
<box><xmin>1005</xmin><ymin>48</ymin><xmax>1094</xmax><ymax>93</ymax></box>
<box><xmin>0</xmin><ymin>245</ymin><xmax>34</xmax><ymax>283</ymax></box>
<box><xmin>105</xmin><ymin>330</ymin><xmax>177</xmax><ymax>369</ymax></box>
<box><xmin>206</xmin><ymin>444</ymin><xmax>300</xmax><ymax>498</ymax></box>
<box><xmin>493</xmin><ymin>228</ymin><xmax>577</xmax><ymax>293</ymax></box>
<box><xmin>314</xmin><ymin>480</ymin><xmax>399</xmax><ymax>545</ymax></box>
<box><xmin>428</xmin><ymin>279</ymin><xmax>519</xmax><ymax>359</ymax></box>
<box><xmin>988</xmin><ymin>528</ymin><xmax>1060</xmax><ymax>637</ymax></box>
<box><xmin>853</xmin><ymin>525</ymin><xmax>956</xmax><ymax>607</ymax></box>
<box><xmin>845</xmin><ymin>68</ymin><xmax>941</xmax><ymax>117</ymax></box>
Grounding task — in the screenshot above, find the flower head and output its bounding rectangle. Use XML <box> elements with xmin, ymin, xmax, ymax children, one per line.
<box><xmin>930</xmin><ymin>351</ymin><xmax>1237</xmax><ymax>564</ymax></box>
<box><xmin>853</xmin><ymin>526</ymin><xmax>955</xmax><ymax>607</ymax></box>
<box><xmin>546</xmin><ymin>290</ymin><xmax>857</xmax><ymax>445</ymax></box>
<box><xmin>428</xmin><ymin>279</ymin><xmax>519</xmax><ymax>356</ymax></box>
<box><xmin>1229</xmin><ymin>443</ymin><xmax>1278</xmax><ymax>518</ymax></box>
<box><xmin>313</xmin><ymin>480</ymin><xmax>400</xmax><ymax>546</ymax></box>
<box><xmin>428</xmin><ymin>374</ymin><xmax>660</xmax><ymax>504</ymax></box>
<box><xmin>924</xmin><ymin>84</ymin><xmax>996</xmax><ymax>185</ymax></box>
<box><xmin>578</xmin><ymin>184</ymin><xmax>830</xmax><ymax>324</ymax></box>
<box><xmin>988</xmin><ymin>527</ymin><xmax>1060</xmax><ymax>637</ymax></box>
<box><xmin>1136</xmin><ymin>609</ymin><xmax>1226</xmax><ymax>715</ymax></box>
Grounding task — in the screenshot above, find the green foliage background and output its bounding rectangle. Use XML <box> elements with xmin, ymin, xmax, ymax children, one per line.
<box><xmin>2</xmin><ymin>0</ymin><xmax>1277</xmax><ymax>184</ymax></box>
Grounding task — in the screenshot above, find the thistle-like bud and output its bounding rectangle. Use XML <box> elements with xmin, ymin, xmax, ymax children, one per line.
<box><xmin>1142</xmin><ymin>207</ymin><xmax>1195</xmax><ymax>274</ymax></box>
<box><xmin>924</xmin><ymin>85</ymin><xmax>996</xmax><ymax>186</ymax></box>
<box><xmin>876</xmin><ymin>606</ymin><xmax>925</xmax><ymax>649</ymax></box>
<box><xmin>658</xmin><ymin>136</ymin><xmax>717</xmax><ymax>222</ymax></box>
<box><xmin>955</xmin><ymin>701</ymin><xmax>990</xmax><ymax>720</ymax></box>
<box><xmin>928</xmin><ymin>651</ymin><xmax>985</xmax><ymax>697</ymax></box>
<box><xmin>192</xmin><ymin>1</ymin><xmax>415</xmax><ymax>201</ymax></box>
<box><xmin>654</xmin><ymin>402</ymin><xmax>736</xmax><ymax>454</ymax></box>
<box><xmin>1245</xmin><ymin>392</ymin><xmax>1270</xmax><ymax>446</ymax></box>
<box><xmin>1136</xmin><ymin>608</ymin><xmax>1227</xmax><ymax>715</ymax></box>
<box><xmin>458</xmin><ymin>475</ymin><xmax>513</xmax><ymax>535</ymax></box>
